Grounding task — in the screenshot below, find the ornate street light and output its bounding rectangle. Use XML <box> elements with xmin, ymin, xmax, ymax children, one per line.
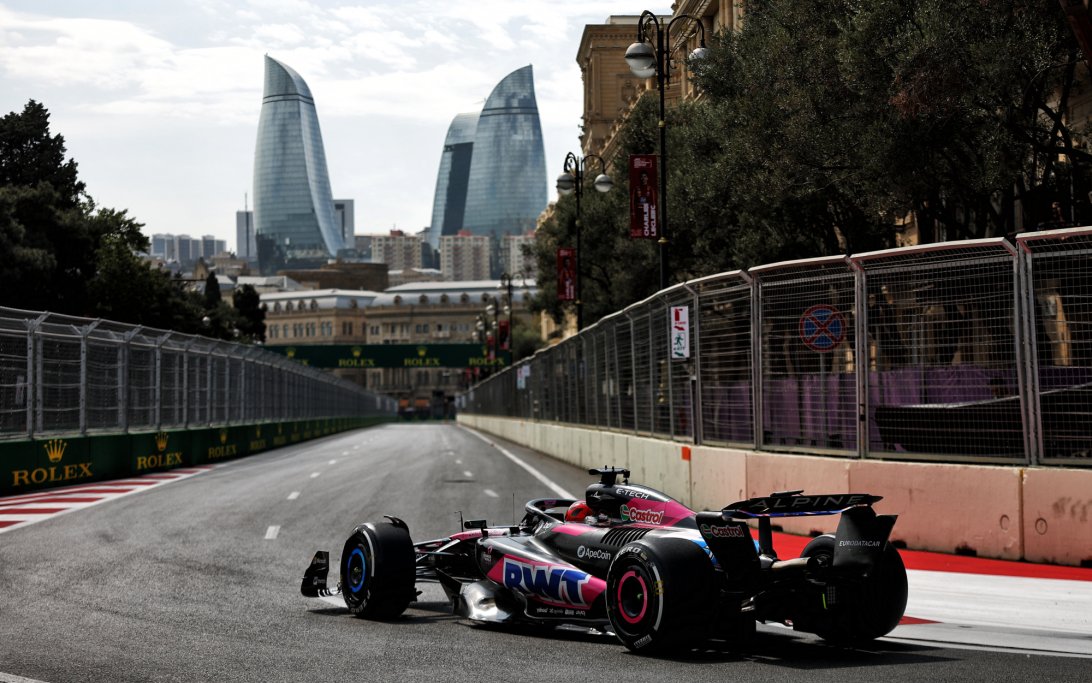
<box><xmin>555</xmin><ymin>152</ymin><xmax>612</xmax><ymax>331</ymax></box>
<box><xmin>625</xmin><ymin>10</ymin><xmax>707</xmax><ymax>291</ymax></box>
<box><xmin>499</xmin><ymin>273</ymin><xmax>515</xmax><ymax>363</ymax></box>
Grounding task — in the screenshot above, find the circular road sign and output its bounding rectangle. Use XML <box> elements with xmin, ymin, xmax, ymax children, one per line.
<box><xmin>799</xmin><ymin>304</ymin><xmax>846</xmax><ymax>353</ymax></box>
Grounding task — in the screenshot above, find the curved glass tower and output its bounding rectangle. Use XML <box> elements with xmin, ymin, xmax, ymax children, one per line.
<box><xmin>462</xmin><ymin>65</ymin><xmax>547</xmax><ymax>239</ymax></box>
<box><xmin>427</xmin><ymin>111</ymin><xmax>479</xmax><ymax>250</ymax></box>
<box><xmin>253</xmin><ymin>56</ymin><xmax>344</xmax><ymax>274</ymax></box>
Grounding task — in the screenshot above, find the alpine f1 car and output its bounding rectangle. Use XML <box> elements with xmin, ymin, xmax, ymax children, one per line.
<box><xmin>301</xmin><ymin>467</ymin><xmax>907</xmax><ymax>652</ymax></box>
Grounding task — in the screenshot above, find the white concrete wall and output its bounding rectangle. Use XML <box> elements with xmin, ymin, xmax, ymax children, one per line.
<box><xmin>457</xmin><ymin>415</ymin><xmax>1092</xmax><ymax>566</ymax></box>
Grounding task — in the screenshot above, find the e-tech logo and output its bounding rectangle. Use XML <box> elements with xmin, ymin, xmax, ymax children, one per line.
<box><xmin>620</xmin><ymin>504</ymin><xmax>664</xmax><ymax>525</ymax></box>
<box><xmin>502</xmin><ymin>558</ymin><xmax>592</xmax><ymax>608</ymax></box>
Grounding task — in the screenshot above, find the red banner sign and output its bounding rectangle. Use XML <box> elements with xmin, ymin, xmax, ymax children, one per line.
<box><xmin>557</xmin><ymin>247</ymin><xmax>576</xmax><ymax>301</ymax></box>
<box><xmin>629</xmin><ymin>154</ymin><xmax>659</xmax><ymax>239</ymax></box>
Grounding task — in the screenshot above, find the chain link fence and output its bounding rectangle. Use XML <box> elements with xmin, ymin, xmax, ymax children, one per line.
<box><xmin>462</xmin><ymin>227</ymin><xmax>1092</xmax><ymax>466</ymax></box>
<box><xmin>0</xmin><ymin>308</ymin><xmax>395</xmax><ymax>440</ymax></box>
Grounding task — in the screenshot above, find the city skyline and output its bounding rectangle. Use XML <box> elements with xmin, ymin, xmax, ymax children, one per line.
<box><xmin>0</xmin><ymin>1</ymin><xmax>663</xmax><ymax>252</ymax></box>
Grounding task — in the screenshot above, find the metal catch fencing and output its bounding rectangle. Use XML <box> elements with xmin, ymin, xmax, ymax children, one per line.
<box><xmin>0</xmin><ymin>307</ymin><xmax>396</xmax><ymax>440</ymax></box>
<box><xmin>463</xmin><ymin>226</ymin><xmax>1092</xmax><ymax>466</ymax></box>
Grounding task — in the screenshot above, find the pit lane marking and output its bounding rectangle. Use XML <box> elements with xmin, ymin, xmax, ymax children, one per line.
<box><xmin>288</xmin><ymin>491</ymin><xmax>300</xmax><ymax>500</ymax></box>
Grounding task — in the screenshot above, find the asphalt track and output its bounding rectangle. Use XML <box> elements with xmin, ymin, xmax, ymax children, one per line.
<box><xmin>1</xmin><ymin>423</ymin><xmax>1089</xmax><ymax>683</ymax></box>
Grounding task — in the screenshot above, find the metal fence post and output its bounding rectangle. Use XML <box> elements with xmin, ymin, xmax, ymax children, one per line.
<box><xmin>851</xmin><ymin>259</ymin><xmax>869</xmax><ymax>458</ymax></box>
<box><xmin>686</xmin><ymin>283</ymin><xmax>703</xmax><ymax>446</ymax></box>
<box><xmin>750</xmin><ymin>273</ymin><xmax>764</xmax><ymax>451</ymax></box>
<box><xmin>1015</xmin><ymin>243</ymin><xmax>1042</xmax><ymax>465</ymax></box>
<box><xmin>78</xmin><ymin>321</ymin><xmax>100</xmax><ymax>436</ymax></box>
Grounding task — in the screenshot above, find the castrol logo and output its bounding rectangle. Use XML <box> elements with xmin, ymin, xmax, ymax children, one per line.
<box><xmin>620</xmin><ymin>504</ymin><xmax>664</xmax><ymax>525</ymax></box>
<box><xmin>700</xmin><ymin>523</ymin><xmax>746</xmax><ymax>538</ymax></box>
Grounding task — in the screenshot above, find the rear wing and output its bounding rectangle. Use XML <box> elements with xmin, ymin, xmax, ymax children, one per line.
<box><xmin>703</xmin><ymin>491</ymin><xmax>893</xmax><ymax>566</ymax></box>
<box><xmin>722</xmin><ymin>491</ymin><xmax>882</xmax><ymax>519</ymax></box>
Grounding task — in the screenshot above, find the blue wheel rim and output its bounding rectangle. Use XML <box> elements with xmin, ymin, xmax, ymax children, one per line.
<box><xmin>347</xmin><ymin>547</ymin><xmax>367</xmax><ymax>593</ymax></box>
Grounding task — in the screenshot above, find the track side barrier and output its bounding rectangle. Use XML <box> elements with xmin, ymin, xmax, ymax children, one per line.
<box><xmin>460</xmin><ymin>414</ymin><xmax>1091</xmax><ymax>566</ymax></box>
<box><xmin>1</xmin><ymin>416</ymin><xmax>393</xmax><ymax>497</ymax></box>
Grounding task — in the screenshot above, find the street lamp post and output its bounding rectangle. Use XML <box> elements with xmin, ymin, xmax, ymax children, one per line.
<box><xmin>625</xmin><ymin>10</ymin><xmax>708</xmax><ymax>291</ymax></box>
<box><xmin>556</xmin><ymin>153</ymin><xmax>613</xmax><ymax>331</ymax></box>
<box><xmin>499</xmin><ymin>273</ymin><xmax>515</xmax><ymax>364</ymax></box>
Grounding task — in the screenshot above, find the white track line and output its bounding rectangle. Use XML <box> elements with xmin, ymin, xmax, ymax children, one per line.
<box><xmin>264</xmin><ymin>525</ymin><xmax>280</xmax><ymax>540</ymax></box>
<box><xmin>483</xmin><ymin>489</ymin><xmax>498</xmax><ymax>498</ymax></box>
<box><xmin>461</xmin><ymin>426</ymin><xmax>574</xmax><ymax>499</ymax></box>
<box><xmin>287</xmin><ymin>491</ymin><xmax>300</xmax><ymax>500</ymax></box>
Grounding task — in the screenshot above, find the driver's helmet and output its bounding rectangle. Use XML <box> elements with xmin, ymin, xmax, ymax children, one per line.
<box><xmin>565</xmin><ymin>500</ymin><xmax>595</xmax><ymax>523</ymax></box>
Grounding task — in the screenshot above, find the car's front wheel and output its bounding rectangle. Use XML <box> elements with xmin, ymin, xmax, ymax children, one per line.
<box><xmin>341</xmin><ymin>521</ymin><xmax>415</xmax><ymax>619</ymax></box>
<box><xmin>605</xmin><ymin>538</ymin><xmax>714</xmax><ymax>653</ymax></box>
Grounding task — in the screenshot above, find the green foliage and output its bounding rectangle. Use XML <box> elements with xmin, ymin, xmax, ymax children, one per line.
<box><xmin>0</xmin><ymin>99</ymin><xmax>256</xmax><ymax>342</ymax></box>
<box><xmin>532</xmin><ymin>0</ymin><xmax>1084</xmax><ymax>327</ymax></box>
<box><xmin>232</xmin><ymin>284</ymin><xmax>267</xmax><ymax>343</ymax></box>
<box><xmin>0</xmin><ymin>101</ymin><xmax>84</xmax><ymax>207</ymax></box>
<box><xmin>204</xmin><ymin>272</ymin><xmax>223</xmax><ymax>308</ymax></box>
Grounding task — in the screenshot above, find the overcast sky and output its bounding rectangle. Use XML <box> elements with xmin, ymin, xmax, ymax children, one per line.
<box><xmin>0</xmin><ymin>1</ymin><xmax>661</xmax><ymax>250</ymax></box>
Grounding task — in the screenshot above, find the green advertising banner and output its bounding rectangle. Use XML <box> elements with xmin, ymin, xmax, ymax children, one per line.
<box><xmin>0</xmin><ymin>416</ymin><xmax>394</xmax><ymax>497</ymax></box>
<box><xmin>265</xmin><ymin>343</ymin><xmax>508</xmax><ymax>370</ymax></box>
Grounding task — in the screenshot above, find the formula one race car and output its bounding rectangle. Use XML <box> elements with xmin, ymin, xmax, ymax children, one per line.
<box><xmin>301</xmin><ymin>467</ymin><xmax>907</xmax><ymax>653</ymax></box>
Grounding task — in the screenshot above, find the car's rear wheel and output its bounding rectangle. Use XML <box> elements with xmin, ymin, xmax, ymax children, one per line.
<box><xmin>801</xmin><ymin>534</ymin><xmax>907</xmax><ymax>644</ymax></box>
<box><xmin>341</xmin><ymin>522</ymin><xmax>415</xmax><ymax>619</ymax></box>
<box><xmin>605</xmin><ymin>538</ymin><xmax>714</xmax><ymax>653</ymax></box>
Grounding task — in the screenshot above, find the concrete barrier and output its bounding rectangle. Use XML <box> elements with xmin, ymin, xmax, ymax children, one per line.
<box><xmin>459</xmin><ymin>415</ymin><xmax>1092</xmax><ymax>565</ymax></box>
<box><xmin>748</xmin><ymin>452</ymin><xmax>852</xmax><ymax>537</ymax></box>
<box><xmin>848</xmin><ymin>460</ymin><xmax>1023</xmax><ymax>559</ymax></box>
<box><xmin>690</xmin><ymin>446</ymin><xmax>747</xmax><ymax>512</ymax></box>
<box><xmin>1022</xmin><ymin>467</ymin><xmax>1092</xmax><ymax>566</ymax></box>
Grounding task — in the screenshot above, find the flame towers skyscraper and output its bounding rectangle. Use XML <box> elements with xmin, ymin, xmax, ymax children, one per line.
<box><xmin>253</xmin><ymin>56</ymin><xmax>344</xmax><ymax>274</ymax></box>
<box><xmin>428</xmin><ymin>65</ymin><xmax>547</xmax><ymax>253</ymax></box>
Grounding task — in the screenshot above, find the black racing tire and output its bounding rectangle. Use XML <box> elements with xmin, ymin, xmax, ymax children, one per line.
<box><xmin>341</xmin><ymin>522</ymin><xmax>415</xmax><ymax>619</ymax></box>
<box><xmin>605</xmin><ymin>538</ymin><xmax>715</xmax><ymax>653</ymax></box>
<box><xmin>801</xmin><ymin>534</ymin><xmax>908</xmax><ymax>644</ymax></box>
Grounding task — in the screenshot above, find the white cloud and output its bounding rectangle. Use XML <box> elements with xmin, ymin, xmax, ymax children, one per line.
<box><xmin>0</xmin><ymin>0</ymin><xmax>668</xmax><ymax>243</ymax></box>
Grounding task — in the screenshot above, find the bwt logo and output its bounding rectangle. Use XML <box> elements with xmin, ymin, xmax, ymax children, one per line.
<box><xmin>502</xmin><ymin>559</ymin><xmax>591</xmax><ymax>607</ymax></box>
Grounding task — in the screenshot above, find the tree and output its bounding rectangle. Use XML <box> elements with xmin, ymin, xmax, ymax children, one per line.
<box><xmin>204</xmin><ymin>272</ymin><xmax>222</xmax><ymax>308</ymax></box>
<box><xmin>694</xmin><ymin>0</ymin><xmax>1081</xmax><ymax>243</ymax></box>
<box><xmin>0</xmin><ymin>99</ymin><xmax>254</xmax><ymax>341</ymax></box>
<box><xmin>0</xmin><ymin>100</ymin><xmax>84</xmax><ymax>207</ymax></box>
<box><xmin>232</xmin><ymin>284</ymin><xmax>266</xmax><ymax>343</ymax></box>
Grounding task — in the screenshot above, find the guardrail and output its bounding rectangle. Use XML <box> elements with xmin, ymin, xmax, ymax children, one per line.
<box><xmin>0</xmin><ymin>307</ymin><xmax>396</xmax><ymax>439</ymax></box>
<box><xmin>462</xmin><ymin>226</ymin><xmax>1092</xmax><ymax>467</ymax></box>
<box><xmin>0</xmin><ymin>307</ymin><xmax>397</xmax><ymax>495</ymax></box>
